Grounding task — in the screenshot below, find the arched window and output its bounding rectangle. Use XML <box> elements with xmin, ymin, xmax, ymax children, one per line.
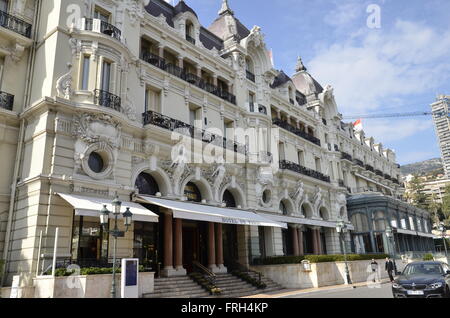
<box><xmin>223</xmin><ymin>190</ymin><xmax>236</xmax><ymax>208</ymax></box>
<box><xmin>280</xmin><ymin>201</ymin><xmax>288</xmax><ymax>216</ymax></box>
<box><xmin>185</xmin><ymin>20</ymin><xmax>195</xmax><ymax>44</ymax></box>
<box><xmin>184</xmin><ymin>182</ymin><xmax>201</xmax><ymax>202</ymax></box>
<box><xmin>351</xmin><ymin>213</ymin><xmax>370</xmax><ymax>233</ymax></box>
<box><xmin>135</xmin><ymin>172</ymin><xmax>159</xmax><ymax>196</ymax></box>
<box><xmin>301</xmin><ymin>203</ymin><xmax>313</xmax><ymax>218</ymax></box>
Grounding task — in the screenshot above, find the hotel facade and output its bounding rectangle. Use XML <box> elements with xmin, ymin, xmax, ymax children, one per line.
<box><xmin>0</xmin><ymin>0</ymin><xmax>434</xmax><ymax>289</ymax></box>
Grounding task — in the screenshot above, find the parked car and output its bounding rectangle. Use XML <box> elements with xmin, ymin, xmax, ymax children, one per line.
<box><xmin>392</xmin><ymin>261</ymin><xmax>450</xmax><ymax>298</ymax></box>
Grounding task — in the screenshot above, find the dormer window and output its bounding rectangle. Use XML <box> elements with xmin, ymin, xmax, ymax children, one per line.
<box><xmin>185</xmin><ymin>20</ymin><xmax>195</xmax><ymax>45</ymax></box>
<box><xmin>288</xmin><ymin>87</ymin><xmax>294</xmax><ymax>105</ymax></box>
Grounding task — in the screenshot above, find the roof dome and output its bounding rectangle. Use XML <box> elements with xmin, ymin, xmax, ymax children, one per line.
<box><xmin>291</xmin><ymin>57</ymin><xmax>323</xmax><ymax>96</ymax></box>
<box><xmin>174</xmin><ymin>0</ymin><xmax>198</xmax><ymax>18</ymax></box>
<box><xmin>208</xmin><ymin>0</ymin><xmax>250</xmax><ymax>41</ymax></box>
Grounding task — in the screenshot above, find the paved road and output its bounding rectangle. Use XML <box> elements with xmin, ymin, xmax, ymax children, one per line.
<box><xmin>283</xmin><ymin>282</ymin><xmax>393</xmax><ymax>298</ymax></box>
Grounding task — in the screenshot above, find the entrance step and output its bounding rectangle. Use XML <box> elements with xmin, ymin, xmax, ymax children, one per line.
<box><xmin>143</xmin><ymin>276</ymin><xmax>210</xmax><ymax>298</ymax></box>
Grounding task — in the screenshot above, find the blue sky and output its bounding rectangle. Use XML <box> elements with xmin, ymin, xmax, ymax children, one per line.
<box><xmin>169</xmin><ymin>0</ymin><xmax>450</xmax><ymax>165</ymax></box>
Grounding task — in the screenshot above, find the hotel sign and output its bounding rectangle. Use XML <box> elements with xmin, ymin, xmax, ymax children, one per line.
<box><xmin>221</xmin><ymin>217</ymin><xmax>260</xmax><ymax>226</ymax></box>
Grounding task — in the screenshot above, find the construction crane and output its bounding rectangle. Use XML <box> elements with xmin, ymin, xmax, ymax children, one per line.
<box><xmin>343</xmin><ymin>110</ymin><xmax>448</xmax><ymax>120</ymax></box>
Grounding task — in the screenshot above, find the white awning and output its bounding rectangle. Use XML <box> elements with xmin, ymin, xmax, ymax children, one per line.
<box><xmin>136</xmin><ymin>195</ymin><xmax>287</xmax><ymax>228</ymax></box>
<box><xmin>417</xmin><ymin>232</ymin><xmax>437</xmax><ymax>239</ymax></box>
<box><xmin>395</xmin><ymin>228</ymin><xmax>418</xmax><ymax>236</ymax></box>
<box><xmin>58</xmin><ymin>193</ymin><xmax>159</xmax><ymax>223</ymax></box>
<box><xmin>256</xmin><ymin>213</ymin><xmax>355</xmax><ymax>230</ymax></box>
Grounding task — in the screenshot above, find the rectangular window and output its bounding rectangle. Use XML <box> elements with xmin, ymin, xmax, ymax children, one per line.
<box><xmin>298</xmin><ymin>150</ymin><xmax>305</xmax><ymax>166</ymax></box>
<box><xmin>71</xmin><ymin>215</ymin><xmax>109</xmax><ymax>263</ymax></box>
<box><xmin>81</xmin><ymin>55</ymin><xmax>90</xmax><ymax>90</ymax></box>
<box><xmin>409</xmin><ymin>216</ymin><xmax>415</xmax><ymax>231</ymax></box>
<box><xmin>101</xmin><ymin>60</ymin><xmax>111</xmax><ymax>92</ymax></box>
<box><xmin>0</xmin><ymin>0</ymin><xmax>8</xmax><ymax>12</ymax></box>
<box><xmin>145</xmin><ymin>87</ymin><xmax>161</xmax><ymax>113</ymax></box>
<box><xmin>94</xmin><ymin>7</ymin><xmax>110</xmax><ymax>23</ymax></box>
<box><xmin>315</xmin><ymin>157</ymin><xmax>321</xmax><ymax>172</ymax></box>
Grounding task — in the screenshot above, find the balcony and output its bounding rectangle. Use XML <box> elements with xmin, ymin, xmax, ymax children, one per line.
<box><xmin>140</xmin><ymin>53</ymin><xmax>236</xmax><ymax>105</ymax></box>
<box><xmin>272</xmin><ymin>118</ymin><xmax>321</xmax><ymax>146</ymax></box>
<box><xmin>341</xmin><ymin>152</ymin><xmax>353</xmax><ymax>162</ymax></box>
<box><xmin>246</xmin><ymin>70</ymin><xmax>255</xmax><ymax>82</ymax></box>
<box><xmin>0</xmin><ymin>91</ymin><xmax>14</xmax><ymax>111</ymax></box>
<box><xmin>84</xmin><ymin>18</ymin><xmax>121</xmax><ymax>41</ymax></box>
<box><xmin>365</xmin><ymin>164</ymin><xmax>374</xmax><ymax>173</ymax></box>
<box><xmin>353</xmin><ymin>158</ymin><xmax>364</xmax><ymax>168</ymax></box>
<box><xmin>375</xmin><ymin>169</ymin><xmax>383</xmax><ymax>177</ymax></box>
<box><xmin>384</xmin><ymin>174</ymin><xmax>392</xmax><ymax>181</ymax></box>
<box><xmin>186</xmin><ymin>34</ymin><xmax>196</xmax><ymax>45</ymax></box>
<box><xmin>0</xmin><ymin>10</ymin><xmax>32</xmax><ymax>38</ymax></box>
<box><xmin>279</xmin><ymin>160</ymin><xmax>331</xmax><ymax>183</ymax></box>
<box><xmin>93</xmin><ymin>89</ymin><xmax>122</xmax><ymax>112</ymax></box>
<box><xmin>142</xmin><ymin>111</ymin><xmax>246</xmax><ymax>154</ymax></box>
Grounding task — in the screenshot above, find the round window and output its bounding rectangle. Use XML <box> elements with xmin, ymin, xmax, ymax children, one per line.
<box><xmin>262</xmin><ymin>189</ymin><xmax>271</xmax><ymax>204</ymax></box>
<box><xmin>88</xmin><ymin>152</ymin><xmax>104</xmax><ymax>173</ymax></box>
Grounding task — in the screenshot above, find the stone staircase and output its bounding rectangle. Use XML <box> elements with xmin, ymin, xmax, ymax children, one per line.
<box><xmin>214</xmin><ymin>272</ymin><xmax>285</xmax><ymax>298</ymax></box>
<box><xmin>143</xmin><ymin>272</ymin><xmax>285</xmax><ymax>298</ymax></box>
<box><xmin>143</xmin><ymin>276</ymin><xmax>210</xmax><ymax>298</ymax></box>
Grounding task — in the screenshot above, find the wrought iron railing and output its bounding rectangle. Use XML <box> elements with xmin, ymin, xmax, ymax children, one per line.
<box><xmin>272</xmin><ymin>118</ymin><xmax>321</xmax><ymax>146</ymax></box>
<box><xmin>384</xmin><ymin>174</ymin><xmax>392</xmax><ymax>181</ymax></box>
<box><xmin>375</xmin><ymin>169</ymin><xmax>383</xmax><ymax>176</ymax></box>
<box><xmin>0</xmin><ymin>91</ymin><xmax>14</xmax><ymax>111</ymax></box>
<box><xmin>279</xmin><ymin>160</ymin><xmax>331</xmax><ymax>183</ymax></box>
<box><xmin>84</xmin><ymin>18</ymin><xmax>121</xmax><ymax>41</ymax></box>
<box><xmin>186</xmin><ymin>34</ymin><xmax>196</xmax><ymax>45</ymax></box>
<box><xmin>140</xmin><ymin>53</ymin><xmax>236</xmax><ymax>104</ymax></box>
<box><xmin>365</xmin><ymin>164</ymin><xmax>375</xmax><ymax>172</ymax></box>
<box><xmin>353</xmin><ymin>158</ymin><xmax>364</xmax><ymax>167</ymax></box>
<box><xmin>94</xmin><ymin>89</ymin><xmax>122</xmax><ymax>112</ymax></box>
<box><xmin>246</xmin><ymin>70</ymin><xmax>255</xmax><ymax>82</ymax></box>
<box><xmin>143</xmin><ymin>111</ymin><xmax>246</xmax><ymax>154</ymax></box>
<box><xmin>0</xmin><ymin>10</ymin><xmax>32</xmax><ymax>38</ymax></box>
<box><xmin>141</xmin><ymin>52</ymin><xmax>166</xmax><ymax>69</ymax></box>
<box><xmin>341</xmin><ymin>152</ymin><xmax>353</xmax><ymax>162</ymax></box>
<box><xmin>193</xmin><ymin>261</ymin><xmax>216</xmax><ymax>286</ymax></box>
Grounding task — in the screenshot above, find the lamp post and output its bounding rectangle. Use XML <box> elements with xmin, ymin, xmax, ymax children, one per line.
<box><xmin>439</xmin><ymin>223</ymin><xmax>448</xmax><ymax>258</ymax></box>
<box><xmin>100</xmin><ymin>197</ymin><xmax>133</xmax><ymax>298</ymax></box>
<box><xmin>336</xmin><ymin>219</ymin><xmax>352</xmax><ymax>285</ymax></box>
<box><xmin>385</xmin><ymin>225</ymin><xmax>398</xmax><ymax>275</ymax></box>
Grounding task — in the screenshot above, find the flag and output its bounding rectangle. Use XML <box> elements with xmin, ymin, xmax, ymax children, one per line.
<box><xmin>354</xmin><ymin>119</ymin><xmax>363</xmax><ymax>132</ymax></box>
<box><xmin>268</xmin><ymin>49</ymin><xmax>274</xmax><ymax>67</ymax></box>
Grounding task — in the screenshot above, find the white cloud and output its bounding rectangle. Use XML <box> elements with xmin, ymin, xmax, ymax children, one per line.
<box><xmin>308</xmin><ymin>20</ymin><xmax>450</xmax><ymax>114</ymax></box>
<box><xmin>361</xmin><ymin>118</ymin><xmax>433</xmax><ymax>143</ymax></box>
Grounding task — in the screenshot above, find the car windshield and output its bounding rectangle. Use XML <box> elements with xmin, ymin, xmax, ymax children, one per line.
<box><xmin>403</xmin><ymin>264</ymin><xmax>444</xmax><ymax>276</ymax></box>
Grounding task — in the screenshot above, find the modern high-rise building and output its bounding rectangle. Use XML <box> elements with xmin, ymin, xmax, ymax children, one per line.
<box><xmin>431</xmin><ymin>95</ymin><xmax>450</xmax><ymax>177</ymax></box>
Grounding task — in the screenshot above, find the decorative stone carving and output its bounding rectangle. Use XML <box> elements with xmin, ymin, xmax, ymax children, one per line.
<box><xmin>291</xmin><ymin>180</ymin><xmax>305</xmax><ymax>205</ymax></box>
<box><xmin>123</xmin><ymin>93</ymin><xmax>137</xmax><ymax>121</ymax></box>
<box><xmin>72</xmin><ymin>113</ymin><xmax>122</xmax><ymax>149</ymax></box>
<box><xmin>313</xmin><ymin>186</ymin><xmax>324</xmax><ymax>214</ymax></box>
<box><xmin>56</xmin><ymin>63</ymin><xmax>73</xmax><ymax>100</ymax></box>
<box><xmin>69</xmin><ymin>38</ymin><xmax>81</xmax><ymax>58</ymax></box>
<box><xmin>211</xmin><ymin>158</ymin><xmax>226</xmax><ymax>201</ymax></box>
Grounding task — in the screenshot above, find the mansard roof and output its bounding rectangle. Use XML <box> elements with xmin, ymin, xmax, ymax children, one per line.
<box><xmin>145</xmin><ymin>0</ymin><xmax>224</xmax><ymax>50</ymax></box>
<box><xmin>270</xmin><ymin>70</ymin><xmax>292</xmax><ymax>88</ymax></box>
<box><xmin>208</xmin><ymin>14</ymin><xmax>250</xmax><ymax>41</ymax></box>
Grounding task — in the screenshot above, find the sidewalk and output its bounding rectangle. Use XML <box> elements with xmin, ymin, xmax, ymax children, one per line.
<box><xmin>242</xmin><ymin>279</ymin><xmax>392</xmax><ymax>298</ymax></box>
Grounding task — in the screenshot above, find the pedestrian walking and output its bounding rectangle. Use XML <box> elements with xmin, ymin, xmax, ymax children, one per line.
<box><xmin>385</xmin><ymin>257</ymin><xmax>395</xmax><ymax>282</ymax></box>
<box><xmin>370</xmin><ymin>259</ymin><xmax>378</xmax><ymax>283</ymax></box>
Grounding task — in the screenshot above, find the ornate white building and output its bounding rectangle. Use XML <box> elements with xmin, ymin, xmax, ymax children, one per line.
<box><xmin>0</xmin><ymin>0</ymin><xmax>429</xmax><ymax>290</ymax></box>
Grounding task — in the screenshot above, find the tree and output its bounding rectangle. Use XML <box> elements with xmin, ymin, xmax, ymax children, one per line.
<box><xmin>408</xmin><ymin>175</ymin><xmax>428</xmax><ymax>210</ymax></box>
<box><xmin>441</xmin><ymin>184</ymin><xmax>450</xmax><ymax>225</ymax></box>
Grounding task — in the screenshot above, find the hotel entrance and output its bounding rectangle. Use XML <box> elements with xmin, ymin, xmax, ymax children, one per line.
<box><xmin>182</xmin><ymin>221</ymin><xmax>208</xmax><ymax>273</ymax></box>
<box><xmin>223</xmin><ymin>224</ymin><xmax>238</xmax><ymax>268</ymax></box>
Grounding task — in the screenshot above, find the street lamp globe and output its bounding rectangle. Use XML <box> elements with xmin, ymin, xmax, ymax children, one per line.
<box><xmin>112</xmin><ymin>196</ymin><xmax>122</xmax><ymax>215</ymax></box>
<box><xmin>385</xmin><ymin>225</ymin><xmax>392</xmax><ymax>238</ymax></box>
<box><xmin>123</xmin><ymin>207</ymin><xmax>133</xmax><ymax>227</ymax></box>
<box><xmin>100</xmin><ymin>205</ymin><xmax>110</xmax><ymax>226</ymax></box>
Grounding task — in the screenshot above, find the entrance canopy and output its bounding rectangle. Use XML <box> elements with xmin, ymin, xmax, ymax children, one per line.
<box><xmin>258</xmin><ymin>213</ymin><xmax>355</xmax><ymax>231</ymax></box>
<box><xmin>136</xmin><ymin>195</ymin><xmax>287</xmax><ymax>228</ymax></box>
<box><xmin>58</xmin><ymin>193</ymin><xmax>159</xmax><ymax>223</ymax></box>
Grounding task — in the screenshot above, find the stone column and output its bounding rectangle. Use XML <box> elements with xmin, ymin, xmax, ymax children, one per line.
<box><xmin>312</xmin><ymin>227</ymin><xmax>319</xmax><ymax>255</ymax></box>
<box><xmin>173</xmin><ymin>218</ymin><xmax>186</xmax><ymax>275</ymax></box>
<box><xmin>298</xmin><ymin>227</ymin><xmax>304</xmax><ymax>256</ymax></box>
<box><xmin>196</xmin><ymin>65</ymin><xmax>202</xmax><ymax>78</ymax></box>
<box><xmin>317</xmin><ymin>228</ymin><xmax>323</xmax><ymax>255</ymax></box>
<box><xmin>291</xmin><ymin>226</ymin><xmax>299</xmax><ymax>256</ymax></box>
<box><xmin>208</xmin><ymin>222</ymin><xmax>218</xmax><ymax>272</ymax></box>
<box><xmin>215</xmin><ymin>223</ymin><xmax>227</xmax><ymax>273</ymax></box>
<box><xmin>177</xmin><ymin>55</ymin><xmax>184</xmax><ymax>69</ymax></box>
<box><xmin>162</xmin><ymin>212</ymin><xmax>175</xmax><ymax>277</ymax></box>
<box><xmin>212</xmin><ymin>74</ymin><xmax>218</xmax><ymax>86</ymax></box>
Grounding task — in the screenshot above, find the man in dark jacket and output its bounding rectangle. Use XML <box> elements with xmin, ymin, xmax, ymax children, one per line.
<box><xmin>385</xmin><ymin>257</ymin><xmax>395</xmax><ymax>282</ymax></box>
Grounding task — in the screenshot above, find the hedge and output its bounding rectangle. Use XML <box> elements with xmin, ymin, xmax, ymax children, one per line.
<box><xmin>49</xmin><ymin>265</ymin><xmax>150</xmax><ymax>277</ymax></box>
<box><xmin>253</xmin><ymin>254</ymin><xmax>389</xmax><ymax>266</ymax></box>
